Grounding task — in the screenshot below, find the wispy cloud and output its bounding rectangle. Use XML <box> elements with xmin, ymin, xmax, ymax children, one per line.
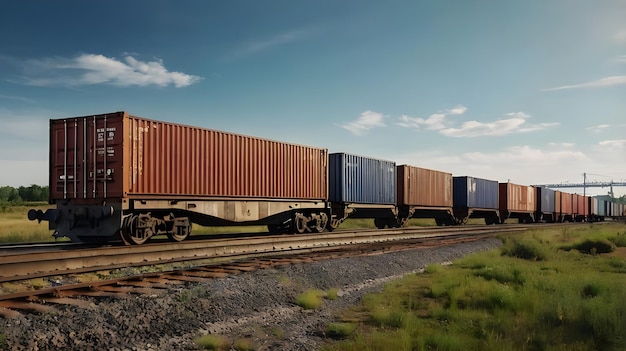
<box><xmin>19</xmin><ymin>54</ymin><xmax>202</xmax><ymax>88</ymax></box>
<box><xmin>616</xmin><ymin>55</ymin><xmax>626</xmax><ymax>63</ymax></box>
<box><xmin>227</xmin><ymin>29</ymin><xmax>314</xmax><ymax>60</ymax></box>
<box><xmin>396</xmin><ymin>105</ymin><xmax>467</xmax><ymax>130</ymax></box>
<box><xmin>0</xmin><ymin>94</ymin><xmax>35</xmax><ymax>104</ymax></box>
<box><xmin>340</xmin><ymin>110</ymin><xmax>387</xmax><ymax>135</ymax></box>
<box><xmin>440</xmin><ymin>112</ymin><xmax>558</xmax><ymax>137</ymax></box>
<box><xmin>542</xmin><ymin>76</ymin><xmax>626</xmax><ymax>91</ymax></box>
<box><xmin>587</xmin><ymin>124</ymin><xmax>610</xmax><ymax>133</ymax></box>
<box><xmin>598</xmin><ymin>139</ymin><xmax>626</xmax><ymax>150</ymax></box>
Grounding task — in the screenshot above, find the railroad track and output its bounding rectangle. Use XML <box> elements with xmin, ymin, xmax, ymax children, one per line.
<box><xmin>0</xmin><ymin>223</ymin><xmax>569</xmax><ymax>317</ymax></box>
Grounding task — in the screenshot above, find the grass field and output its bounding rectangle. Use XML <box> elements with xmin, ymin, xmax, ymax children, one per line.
<box><xmin>322</xmin><ymin>223</ymin><xmax>626</xmax><ymax>351</ymax></box>
<box><xmin>0</xmin><ymin>205</ymin><xmax>59</xmax><ymax>243</ymax></box>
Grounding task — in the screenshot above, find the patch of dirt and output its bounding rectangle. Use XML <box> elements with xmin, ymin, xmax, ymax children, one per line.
<box><xmin>0</xmin><ymin>238</ymin><xmax>502</xmax><ymax>350</ymax></box>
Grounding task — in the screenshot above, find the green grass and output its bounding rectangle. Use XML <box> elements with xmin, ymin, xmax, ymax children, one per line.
<box><xmin>296</xmin><ymin>289</ymin><xmax>326</xmax><ymax>310</ymax></box>
<box><xmin>233</xmin><ymin>338</ymin><xmax>255</xmax><ymax>351</ymax></box>
<box><xmin>194</xmin><ymin>334</ymin><xmax>228</xmax><ymax>351</ymax></box>
<box><xmin>323</xmin><ymin>223</ymin><xmax>626</xmax><ymax>351</ymax></box>
<box><xmin>326</xmin><ymin>287</ymin><xmax>340</xmax><ymax>300</ymax></box>
<box><xmin>326</xmin><ymin>323</ymin><xmax>358</xmax><ymax>339</ymax></box>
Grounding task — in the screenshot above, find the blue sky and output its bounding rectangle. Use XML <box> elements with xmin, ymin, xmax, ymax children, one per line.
<box><xmin>1</xmin><ymin>0</ymin><xmax>625</xmax><ymax>196</ymax></box>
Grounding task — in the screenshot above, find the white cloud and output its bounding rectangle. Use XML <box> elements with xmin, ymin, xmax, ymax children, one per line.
<box><xmin>587</xmin><ymin>124</ymin><xmax>610</xmax><ymax>133</ymax></box>
<box><xmin>396</xmin><ymin>105</ymin><xmax>467</xmax><ymax>130</ymax></box>
<box><xmin>447</xmin><ymin>106</ymin><xmax>467</xmax><ymax>115</ymax></box>
<box><xmin>21</xmin><ymin>54</ymin><xmax>202</xmax><ymax>88</ymax></box>
<box><xmin>397</xmin><ymin>113</ymin><xmax>447</xmax><ymax>130</ymax></box>
<box><xmin>542</xmin><ymin>75</ymin><xmax>626</xmax><ymax>91</ymax></box>
<box><xmin>439</xmin><ymin>112</ymin><xmax>558</xmax><ymax>137</ymax></box>
<box><xmin>340</xmin><ymin>110</ymin><xmax>387</xmax><ymax>135</ymax></box>
<box><xmin>598</xmin><ymin>139</ymin><xmax>626</xmax><ymax>150</ymax></box>
<box><xmin>616</xmin><ymin>55</ymin><xmax>626</xmax><ymax>63</ymax></box>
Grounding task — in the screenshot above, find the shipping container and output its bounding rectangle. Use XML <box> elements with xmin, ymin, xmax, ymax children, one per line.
<box><xmin>328</xmin><ymin>153</ymin><xmax>396</xmax><ymax>204</ymax></box>
<box><xmin>396</xmin><ymin>165</ymin><xmax>454</xmax><ymax>226</ymax></box>
<box><xmin>596</xmin><ymin>198</ymin><xmax>606</xmax><ymax>217</ymax></box>
<box><xmin>328</xmin><ymin>153</ymin><xmax>397</xmax><ymax>229</ymax></box>
<box><xmin>498</xmin><ymin>182</ymin><xmax>535</xmax><ymax>223</ymax></box>
<box><xmin>37</xmin><ymin>112</ymin><xmax>331</xmax><ymax>243</ymax></box>
<box><xmin>535</xmin><ymin>186</ymin><xmax>556</xmax><ymax>222</ymax></box>
<box><xmin>559</xmin><ymin>191</ymin><xmax>574</xmax><ymax>222</ymax></box>
<box><xmin>50</xmin><ymin>112</ymin><xmax>328</xmax><ymax>201</ymax></box>
<box><xmin>571</xmin><ymin>194</ymin><xmax>589</xmax><ymax>221</ymax></box>
<box><xmin>452</xmin><ymin>176</ymin><xmax>500</xmax><ymax>224</ymax></box>
<box><xmin>397</xmin><ymin>165</ymin><xmax>452</xmax><ymax>207</ymax></box>
<box><xmin>453</xmin><ymin>176</ymin><xmax>499</xmax><ymax>209</ymax></box>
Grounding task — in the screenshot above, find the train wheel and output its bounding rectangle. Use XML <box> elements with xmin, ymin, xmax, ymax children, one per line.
<box><xmin>167</xmin><ymin>217</ymin><xmax>191</xmax><ymax>242</ymax></box>
<box><xmin>293</xmin><ymin>213</ymin><xmax>308</xmax><ymax>234</ymax></box>
<box><xmin>122</xmin><ymin>214</ymin><xmax>153</xmax><ymax>245</ymax></box>
<box><xmin>374</xmin><ymin>218</ymin><xmax>387</xmax><ymax>229</ymax></box>
<box><xmin>312</xmin><ymin>212</ymin><xmax>329</xmax><ymax>233</ymax></box>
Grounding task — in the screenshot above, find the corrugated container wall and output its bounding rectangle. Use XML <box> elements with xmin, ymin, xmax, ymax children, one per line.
<box><xmin>555</xmin><ymin>190</ymin><xmax>562</xmax><ymax>214</ymax></box>
<box><xmin>397</xmin><ymin>165</ymin><xmax>453</xmax><ymax>207</ymax></box>
<box><xmin>596</xmin><ymin>198</ymin><xmax>606</xmax><ymax>216</ymax></box>
<box><xmin>572</xmin><ymin>194</ymin><xmax>588</xmax><ymax>215</ymax></box>
<box><xmin>560</xmin><ymin>192</ymin><xmax>573</xmax><ymax>214</ymax></box>
<box><xmin>328</xmin><ymin>153</ymin><xmax>396</xmax><ymax>204</ymax></box>
<box><xmin>572</xmin><ymin>194</ymin><xmax>580</xmax><ymax>214</ymax></box>
<box><xmin>50</xmin><ymin>112</ymin><xmax>328</xmax><ymax>202</ymax></box>
<box><xmin>536</xmin><ymin>187</ymin><xmax>556</xmax><ymax>213</ymax></box>
<box><xmin>498</xmin><ymin>183</ymin><xmax>535</xmax><ymax>212</ymax></box>
<box><xmin>453</xmin><ymin>176</ymin><xmax>498</xmax><ymax>209</ymax></box>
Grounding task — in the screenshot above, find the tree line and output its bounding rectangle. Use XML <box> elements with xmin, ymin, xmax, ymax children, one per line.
<box><xmin>0</xmin><ymin>185</ymin><xmax>49</xmax><ymax>204</ymax></box>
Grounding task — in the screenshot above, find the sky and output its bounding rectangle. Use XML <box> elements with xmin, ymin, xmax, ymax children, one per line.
<box><xmin>1</xmin><ymin>0</ymin><xmax>625</xmax><ymax>197</ymax></box>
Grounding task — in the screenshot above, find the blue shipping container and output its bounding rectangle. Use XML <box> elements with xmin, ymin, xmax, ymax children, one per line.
<box><xmin>536</xmin><ymin>186</ymin><xmax>556</xmax><ymax>213</ymax></box>
<box><xmin>453</xmin><ymin>176</ymin><xmax>499</xmax><ymax>209</ymax></box>
<box><xmin>329</xmin><ymin>153</ymin><xmax>396</xmax><ymax>204</ymax></box>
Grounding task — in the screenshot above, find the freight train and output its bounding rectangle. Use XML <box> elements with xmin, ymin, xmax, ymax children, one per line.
<box><xmin>27</xmin><ymin>112</ymin><xmax>625</xmax><ymax>245</ymax></box>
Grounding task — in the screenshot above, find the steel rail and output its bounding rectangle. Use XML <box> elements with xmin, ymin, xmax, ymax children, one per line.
<box><xmin>0</xmin><ymin>226</ymin><xmax>526</xmax><ymax>283</ymax></box>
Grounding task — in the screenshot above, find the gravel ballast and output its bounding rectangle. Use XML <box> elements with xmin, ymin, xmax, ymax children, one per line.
<box><xmin>0</xmin><ymin>238</ymin><xmax>502</xmax><ymax>350</ymax></box>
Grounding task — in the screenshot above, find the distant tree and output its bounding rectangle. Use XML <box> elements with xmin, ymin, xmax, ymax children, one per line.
<box><xmin>0</xmin><ymin>185</ymin><xmax>48</xmax><ymax>203</ymax></box>
<box><xmin>18</xmin><ymin>185</ymin><xmax>49</xmax><ymax>202</ymax></box>
<box><xmin>0</xmin><ymin>186</ymin><xmax>19</xmax><ymax>203</ymax></box>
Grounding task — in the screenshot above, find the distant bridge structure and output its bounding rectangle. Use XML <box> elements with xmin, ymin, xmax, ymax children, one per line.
<box><xmin>533</xmin><ymin>173</ymin><xmax>626</xmax><ymax>198</ymax></box>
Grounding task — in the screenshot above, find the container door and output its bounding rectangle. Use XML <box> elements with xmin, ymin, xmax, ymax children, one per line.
<box><xmin>50</xmin><ymin>114</ymin><xmax>124</xmax><ymax>201</ymax></box>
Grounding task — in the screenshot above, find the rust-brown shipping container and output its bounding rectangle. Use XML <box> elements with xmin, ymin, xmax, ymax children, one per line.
<box><xmin>39</xmin><ymin>112</ymin><xmax>330</xmax><ymax>244</ymax></box>
<box><xmin>574</xmin><ymin>194</ymin><xmax>588</xmax><ymax>217</ymax></box>
<box><xmin>395</xmin><ymin>165</ymin><xmax>454</xmax><ymax>226</ymax></box>
<box><xmin>50</xmin><ymin>112</ymin><xmax>328</xmax><ymax>201</ymax></box>
<box><xmin>560</xmin><ymin>192</ymin><xmax>573</xmax><ymax>214</ymax></box>
<box><xmin>498</xmin><ymin>183</ymin><xmax>535</xmax><ymax>212</ymax></box>
<box><xmin>397</xmin><ymin>165</ymin><xmax>453</xmax><ymax>207</ymax></box>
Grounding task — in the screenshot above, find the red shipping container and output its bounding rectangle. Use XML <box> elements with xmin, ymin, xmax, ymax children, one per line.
<box><xmin>560</xmin><ymin>192</ymin><xmax>573</xmax><ymax>215</ymax></box>
<box><xmin>499</xmin><ymin>183</ymin><xmax>535</xmax><ymax>212</ymax></box>
<box><xmin>49</xmin><ymin>112</ymin><xmax>328</xmax><ymax>202</ymax></box>
<box><xmin>397</xmin><ymin>165</ymin><xmax>452</xmax><ymax>207</ymax></box>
